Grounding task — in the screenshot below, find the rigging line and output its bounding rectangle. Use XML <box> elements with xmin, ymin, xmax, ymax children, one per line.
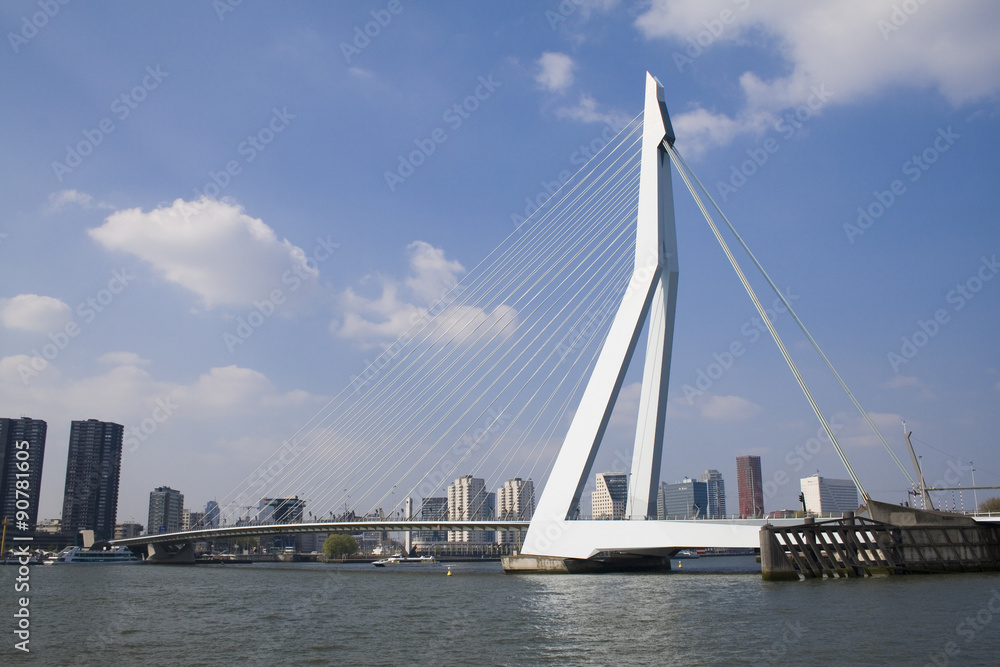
<box><xmin>666</xmin><ymin>142</ymin><xmax>870</xmax><ymax>503</ymax></box>
<box><xmin>292</xmin><ymin>153</ymin><xmax>644</xmax><ymax>512</ymax></box>
<box><xmin>362</xmin><ymin>213</ymin><xmax>638</xmax><ymax>512</ymax></box>
<box><xmin>225</xmin><ymin>121</ymin><xmax>645</xmax><ymax>520</ymax></box>
<box><xmin>670</xmin><ymin>148</ymin><xmax>916</xmax><ymax>489</ymax></box>
<box><xmin>400</xmin><ymin>237</ymin><xmax>636</xmax><ymax>509</ymax></box>
<box><xmin>312</xmin><ymin>171</ymin><xmax>640</xmax><ymax>506</ymax></box>
<box><xmin>472</xmin><ymin>257</ymin><xmax>636</xmax><ymax>504</ymax></box>
<box><xmin>301</xmin><ymin>130</ymin><xmax>644</xmax><ymax>482</ymax></box>
<box><xmin>516</xmin><ymin>245</ymin><xmax>635</xmax><ymax>498</ymax></box>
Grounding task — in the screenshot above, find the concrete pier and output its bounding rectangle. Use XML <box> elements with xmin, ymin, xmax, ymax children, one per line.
<box><xmin>760</xmin><ymin>504</ymin><xmax>1000</xmax><ymax>581</ymax></box>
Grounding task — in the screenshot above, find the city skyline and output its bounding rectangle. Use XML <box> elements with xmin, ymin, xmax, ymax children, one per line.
<box><xmin>1</xmin><ymin>3</ymin><xmax>998</xmax><ymax>524</ymax></box>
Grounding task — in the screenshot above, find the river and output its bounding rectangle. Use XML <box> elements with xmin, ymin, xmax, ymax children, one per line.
<box><xmin>5</xmin><ymin>558</ymin><xmax>999</xmax><ymax>665</ymax></box>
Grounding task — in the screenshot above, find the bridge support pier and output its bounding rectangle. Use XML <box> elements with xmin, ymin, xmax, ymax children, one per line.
<box><xmin>146</xmin><ymin>541</ymin><xmax>197</xmax><ymax>564</ymax></box>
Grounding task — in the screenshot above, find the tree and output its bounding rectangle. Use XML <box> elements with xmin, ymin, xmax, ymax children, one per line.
<box><xmin>323</xmin><ymin>534</ymin><xmax>358</xmax><ymax>559</ymax></box>
<box><xmin>979</xmin><ymin>497</ymin><xmax>1000</xmax><ymax>513</ymax></box>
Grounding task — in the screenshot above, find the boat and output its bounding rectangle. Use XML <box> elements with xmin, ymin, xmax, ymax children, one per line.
<box><xmin>372</xmin><ymin>555</ymin><xmax>437</xmax><ymax>567</ymax></box>
<box><xmin>49</xmin><ymin>546</ymin><xmax>141</xmax><ymax>564</ymax></box>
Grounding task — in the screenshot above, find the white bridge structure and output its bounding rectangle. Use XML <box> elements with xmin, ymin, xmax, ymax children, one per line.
<box><xmin>111</xmin><ymin>74</ymin><xmax>972</xmax><ymax>568</ymax></box>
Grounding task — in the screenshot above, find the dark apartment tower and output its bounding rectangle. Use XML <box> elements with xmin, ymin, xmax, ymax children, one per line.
<box><xmin>61</xmin><ymin>419</ymin><xmax>124</xmax><ymax>542</ymax></box>
<box><xmin>0</xmin><ymin>417</ymin><xmax>47</xmax><ymax>533</ymax></box>
<box><xmin>736</xmin><ymin>455</ymin><xmax>764</xmax><ymax>519</ymax></box>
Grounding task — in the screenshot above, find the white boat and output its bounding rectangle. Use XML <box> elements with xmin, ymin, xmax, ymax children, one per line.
<box><xmin>50</xmin><ymin>546</ymin><xmax>140</xmax><ymax>564</ymax></box>
<box><xmin>372</xmin><ymin>555</ymin><xmax>437</xmax><ymax>567</ymax></box>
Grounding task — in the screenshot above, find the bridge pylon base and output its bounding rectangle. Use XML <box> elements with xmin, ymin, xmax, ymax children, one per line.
<box><xmin>146</xmin><ymin>541</ymin><xmax>197</xmax><ymax>564</ymax></box>
<box><xmin>501</xmin><ymin>553</ymin><xmax>671</xmax><ymax>574</ymax></box>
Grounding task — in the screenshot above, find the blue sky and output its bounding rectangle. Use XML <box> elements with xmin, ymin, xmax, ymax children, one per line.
<box><xmin>2</xmin><ymin>0</ymin><xmax>999</xmax><ymax>524</ymax></box>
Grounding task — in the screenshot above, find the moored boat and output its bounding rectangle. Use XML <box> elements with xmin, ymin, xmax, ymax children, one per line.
<box><xmin>50</xmin><ymin>546</ymin><xmax>140</xmax><ymax>564</ymax></box>
<box><xmin>372</xmin><ymin>555</ymin><xmax>437</xmax><ymax>567</ymax></box>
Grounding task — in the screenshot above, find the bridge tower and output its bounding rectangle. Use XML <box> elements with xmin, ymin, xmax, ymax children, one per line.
<box><xmin>517</xmin><ymin>73</ymin><xmax>682</xmax><ymax>566</ymax></box>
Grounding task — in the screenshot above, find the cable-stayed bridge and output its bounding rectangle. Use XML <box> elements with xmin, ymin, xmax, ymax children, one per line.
<box><xmin>111</xmin><ymin>73</ymin><xmax>977</xmax><ymax>569</ymax></box>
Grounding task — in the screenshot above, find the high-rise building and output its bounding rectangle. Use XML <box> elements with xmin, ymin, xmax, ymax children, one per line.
<box><xmin>699</xmin><ymin>469</ymin><xmax>727</xmax><ymax>518</ymax></box>
<box><xmin>592</xmin><ymin>472</ymin><xmax>628</xmax><ymax>520</ymax></box>
<box><xmin>736</xmin><ymin>455</ymin><xmax>764</xmax><ymax>518</ymax></box>
<box><xmin>657</xmin><ymin>478</ymin><xmax>709</xmax><ymax>519</ymax></box>
<box><xmin>496</xmin><ymin>477</ymin><xmax>534</xmax><ymax>546</ymax></box>
<box><xmin>447</xmin><ymin>475</ymin><xmax>492</xmax><ymax>543</ymax></box>
<box><xmin>181</xmin><ymin>509</ymin><xmax>205</xmax><ymax>531</ymax></box>
<box><xmin>204</xmin><ymin>500</ymin><xmax>220</xmax><ymax>528</ymax></box>
<box><xmin>413</xmin><ymin>496</ymin><xmax>448</xmax><ymax>546</ymax></box>
<box><xmin>61</xmin><ymin>419</ymin><xmax>124</xmax><ymax>541</ymax></box>
<box><xmin>148</xmin><ymin>486</ymin><xmax>184</xmax><ymax>534</ymax></box>
<box><xmin>800</xmin><ymin>475</ymin><xmax>859</xmax><ymax>516</ymax></box>
<box><xmin>258</xmin><ymin>496</ymin><xmax>305</xmax><ymax>524</ymax></box>
<box><xmin>0</xmin><ymin>417</ymin><xmax>47</xmax><ymax>533</ymax></box>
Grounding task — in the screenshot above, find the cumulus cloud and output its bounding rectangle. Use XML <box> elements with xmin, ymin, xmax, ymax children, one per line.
<box><xmin>536</xmin><ymin>52</ymin><xmax>576</xmax><ymax>92</ymax></box>
<box><xmin>332</xmin><ymin>241</ymin><xmax>517</xmax><ymax>347</ymax></box>
<box><xmin>88</xmin><ymin>197</ymin><xmax>319</xmax><ymax>308</ymax></box>
<box><xmin>46</xmin><ymin>189</ymin><xmax>113</xmax><ymax>212</ymax></box>
<box><xmin>635</xmin><ymin>1</ymin><xmax>1000</xmax><ymax>152</ymax></box>
<box><xmin>0</xmin><ymin>294</ymin><xmax>72</xmax><ymax>332</ymax></box>
<box><xmin>554</xmin><ymin>94</ymin><xmax>630</xmax><ymax>127</ymax></box>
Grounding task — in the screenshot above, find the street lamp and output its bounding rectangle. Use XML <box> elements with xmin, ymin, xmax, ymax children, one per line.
<box><xmin>971</xmin><ymin>462</ymin><xmax>979</xmax><ymax>512</ymax></box>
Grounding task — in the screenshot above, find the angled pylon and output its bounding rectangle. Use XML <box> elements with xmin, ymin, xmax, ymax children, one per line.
<box><xmin>521</xmin><ymin>72</ymin><xmax>679</xmax><ymax>558</ymax></box>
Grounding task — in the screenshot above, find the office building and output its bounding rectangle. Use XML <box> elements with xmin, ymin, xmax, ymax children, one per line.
<box><xmin>148</xmin><ymin>486</ymin><xmax>184</xmax><ymax>534</ymax></box>
<box><xmin>658</xmin><ymin>478</ymin><xmax>709</xmax><ymax>519</ymax></box>
<box><xmin>800</xmin><ymin>475</ymin><xmax>859</xmax><ymax>516</ymax></box>
<box><xmin>413</xmin><ymin>496</ymin><xmax>448</xmax><ymax>546</ymax></box>
<box><xmin>592</xmin><ymin>472</ymin><xmax>628</xmax><ymax>520</ymax></box>
<box><xmin>736</xmin><ymin>455</ymin><xmax>764</xmax><ymax>518</ymax></box>
<box><xmin>258</xmin><ymin>496</ymin><xmax>306</xmax><ymax>524</ymax></box>
<box><xmin>0</xmin><ymin>417</ymin><xmax>47</xmax><ymax>533</ymax></box>
<box><xmin>496</xmin><ymin>477</ymin><xmax>534</xmax><ymax>546</ymax></box>
<box><xmin>114</xmin><ymin>521</ymin><xmax>144</xmax><ymax>539</ymax></box>
<box><xmin>204</xmin><ymin>500</ymin><xmax>220</xmax><ymax>528</ymax></box>
<box><xmin>447</xmin><ymin>475</ymin><xmax>492</xmax><ymax>543</ymax></box>
<box><xmin>61</xmin><ymin>419</ymin><xmax>124</xmax><ymax>542</ymax></box>
<box><xmin>181</xmin><ymin>509</ymin><xmax>205</xmax><ymax>531</ymax></box>
<box><xmin>699</xmin><ymin>469</ymin><xmax>727</xmax><ymax>518</ymax></box>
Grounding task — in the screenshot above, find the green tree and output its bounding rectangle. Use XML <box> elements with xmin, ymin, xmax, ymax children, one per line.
<box><xmin>323</xmin><ymin>534</ymin><xmax>358</xmax><ymax>559</ymax></box>
<box><xmin>979</xmin><ymin>497</ymin><xmax>1000</xmax><ymax>513</ymax></box>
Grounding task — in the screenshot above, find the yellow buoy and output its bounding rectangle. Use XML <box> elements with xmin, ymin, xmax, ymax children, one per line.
<box><xmin>447</xmin><ymin>567</ymin><xmax>452</xmax><ymax>576</ymax></box>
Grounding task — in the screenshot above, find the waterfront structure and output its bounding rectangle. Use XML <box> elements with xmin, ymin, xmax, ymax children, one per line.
<box><xmin>114</xmin><ymin>521</ymin><xmax>144</xmax><ymax>539</ymax></box>
<box><xmin>413</xmin><ymin>496</ymin><xmax>448</xmax><ymax>547</ymax></box>
<box><xmin>61</xmin><ymin>419</ymin><xmax>124</xmax><ymax>542</ymax></box>
<box><xmin>0</xmin><ymin>417</ymin><xmax>47</xmax><ymax>533</ymax></box>
<box><xmin>699</xmin><ymin>469</ymin><xmax>727</xmax><ymax>518</ymax></box>
<box><xmin>496</xmin><ymin>478</ymin><xmax>535</xmax><ymax>546</ymax></box>
<box><xmin>736</xmin><ymin>455</ymin><xmax>764</xmax><ymax>518</ymax></box>
<box><xmin>592</xmin><ymin>472</ymin><xmax>628</xmax><ymax>520</ymax></box>
<box><xmin>658</xmin><ymin>478</ymin><xmax>709</xmax><ymax>519</ymax></box>
<box><xmin>148</xmin><ymin>486</ymin><xmax>184</xmax><ymax>534</ymax></box>
<box><xmin>800</xmin><ymin>474</ymin><xmax>859</xmax><ymax>516</ymax></box>
<box><xmin>447</xmin><ymin>475</ymin><xmax>493</xmax><ymax>543</ymax></box>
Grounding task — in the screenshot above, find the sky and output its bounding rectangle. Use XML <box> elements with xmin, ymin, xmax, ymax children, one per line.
<box><xmin>2</xmin><ymin>0</ymin><xmax>999</xmax><ymax>525</ymax></box>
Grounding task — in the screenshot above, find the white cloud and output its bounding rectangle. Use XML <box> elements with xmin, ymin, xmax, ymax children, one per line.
<box><xmin>332</xmin><ymin>241</ymin><xmax>517</xmax><ymax>347</ymax></box>
<box><xmin>536</xmin><ymin>52</ymin><xmax>576</xmax><ymax>92</ymax></box>
<box><xmin>88</xmin><ymin>198</ymin><xmax>319</xmax><ymax>309</ymax></box>
<box><xmin>349</xmin><ymin>67</ymin><xmax>373</xmax><ymax>79</ymax></box>
<box><xmin>834</xmin><ymin>410</ymin><xmax>905</xmax><ymax>449</ymax></box>
<box><xmin>553</xmin><ymin>94</ymin><xmax>633</xmax><ymax>129</ymax></box>
<box><xmin>0</xmin><ymin>294</ymin><xmax>72</xmax><ymax>332</ymax></box>
<box><xmin>46</xmin><ymin>189</ymin><xmax>113</xmax><ymax>212</ymax></box>
<box><xmin>635</xmin><ymin>1</ymin><xmax>1000</xmax><ymax>152</ymax></box>
<box><xmin>700</xmin><ymin>394</ymin><xmax>761</xmax><ymax>421</ymax></box>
